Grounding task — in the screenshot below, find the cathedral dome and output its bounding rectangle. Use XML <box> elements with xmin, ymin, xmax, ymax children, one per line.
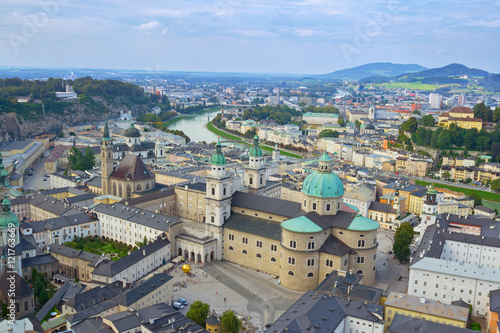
<box><xmin>0</xmin><ymin>195</ymin><xmax>19</xmax><ymax>229</ymax></box>
<box><xmin>211</xmin><ymin>138</ymin><xmax>226</xmax><ymax>166</ymax></box>
<box><xmin>124</xmin><ymin>122</ymin><xmax>140</xmax><ymax>138</ymax></box>
<box><xmin>249</xmin><ymin>135</ymin><xmax>263</xmax><ymax>158</ymax></box>
<box><xmin>301</xmin><ymin>172</ymin><xmax>344</xmax><ymax>198</ymax></box>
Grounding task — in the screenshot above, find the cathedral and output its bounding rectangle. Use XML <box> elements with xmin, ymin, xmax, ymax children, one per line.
<box><xmin>171</xmin><ymin>136</ymin><xmax>380</xmax><ymax>291</ymax></box>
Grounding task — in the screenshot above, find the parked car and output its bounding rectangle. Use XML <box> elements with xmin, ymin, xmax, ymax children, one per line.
<box><xmin>178</xmin><ymin>298</ymin><xmax>188</xmax><ymax>306</ymax></box>
<box><xmin>173</xmin><ymin>302</ymin><xmax>184</xmax><ymax>310</ymax></box>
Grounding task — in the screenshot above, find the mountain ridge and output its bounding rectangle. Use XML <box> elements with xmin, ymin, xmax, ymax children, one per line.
<box><xmin>321</xmin><ymin>62</ymin><xmax>428</xmax><ymax>81</ymax></box>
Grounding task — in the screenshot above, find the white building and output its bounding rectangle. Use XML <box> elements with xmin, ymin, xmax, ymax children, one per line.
<box><xmin>429</xmin><ymin>93</ymin><xmax>442</xmax><ymax>109</ymax></box>
<box><xmin>302</xmin><ymin>112</ymin><xmax>339</xmax><ymax>124</ymax></box>
<box><xmin>343</xmin><ymin>184</ymin><xmax>376</xmax><ymax>217</ymax></box>
<box><xmin>409</xmin><ymin>214</ymin><xmax>500</xmax><ymax>317</ymax></box>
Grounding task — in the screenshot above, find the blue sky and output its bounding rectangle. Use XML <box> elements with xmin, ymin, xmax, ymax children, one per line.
<box><xmin>1</xmin><ymin>0</ymin><xmax>499</xmax><ymax>74</ymax></box>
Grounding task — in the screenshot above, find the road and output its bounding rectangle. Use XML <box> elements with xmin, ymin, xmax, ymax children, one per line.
<box><xmin>23</xmin><ymin>149</ymin><xmax>50</xmax><ymax>191</ymax></box>
<box><xmin>373</xmin><ymin>229</ymin><xmax>410</xmax><ymax>294</ymax></box>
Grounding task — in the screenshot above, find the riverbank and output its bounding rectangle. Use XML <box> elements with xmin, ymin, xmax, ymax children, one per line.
<box><xmin>415</xmin><ymin>180</ymin><xmax>500</xmax><ymax>203</ymax></box>
<box><xmin>207</xmin><ymin>121</ymin><xmax>303</xmax><ymax>159</ymax></box>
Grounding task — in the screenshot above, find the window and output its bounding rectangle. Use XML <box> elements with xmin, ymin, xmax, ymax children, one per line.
<box><xmin>256</xmin><ymin>253</ymin><xmax>262</xmax><ymax>258</ymax></box>
<box><xmin>356</xmin><ymin>269</ymin><xmax>363</xmax><ymax>275</ymax></box>
<box><xmin>271</xmin><ymin>257</ymin><xmax>276</xmax><ymax>262</ymax></box>
<box><xmin>307</xmin><ymin>259</ymin><xmax>315</xmax><ymax>266</ymax></box>
<box><xmin>242</xmin><ymin>250</ymin><xmax>247</xmax><ymax>254</ymax></box>
<box><xmin>288</xmin><ymin>271</ymin><xmax>294</xmax><ymax>276</ymax></box>
<box><xmin>373</xmin><ymin>253</ymin><xmax>376</xmax><ymax>260</ymax></box>
<box><xmin>211</xmin><ymin>216</ymin><xmax>215</xmax><ymax>223</ymax></box>
<box><xmin>312</xmin><ymin>203</ymin><xmax>317</xmax><ymax>210</ymax></box>
<box><xmin>242</xmin><ymin>237</ymin><xmax>248</xmax><ymax>244</ymax></box>
<box><xmin>228</xmin><ymin>234</ymin><xmax>234</xmax><ymax>241</ymax></box>
<box><xmin>228</xmin><ymin>246</ymin><xmax>234</xmax><ymax>251</ymax></box>
<box><xmin>270</xmin><ymin>244</ymin><xmax>277</xmax><ymax>252</ymax></box>
<box><xmin>249</xmin><ymin>177</ymin><xmax>253</xmax><ymax>185</ymax></box>
<box><xmin>223</xmin><ymin>188</ymin><xmax>227</xmax><ymax>195</ymax></box>
<box><xmin>289</xmin><ymin>240</ymin><xmax>297</xmax><ymax>249</ymax></box>
<box><xmin>212</xmin><ymin>188</ymin><xmax>216</xmax><ymax>195</ymax></box>
<box><xmin>307</xmin><ymin>242</ymin><xmax>315</xmax><ymax>250</ymax></box>
<box><xmin>358</xmin><ymin>240</ymin><xmax>365</xmax><ymax>247</ymax></box>
<box><xmin>256</xmin><ymin>241</ymin><xmax>263</xmax><ymax>248</ymax></box>
<box><xmin>326</xmin><ymin>203</ymin><xmax>331</xmax><ymax>211</ymax></box>
<box><xmin>307</xmin><ymin>272</ymin><xmax>314</xmax><ymax>277</ymax></box>
<box><xmin>356</xmin><ymin>257</ymin><xmax>364</xmax><ymax>264</ymax></box>
<box><xmin>326</xmin><ymin>259</ymin><xmax>333</xmax><ymax>267</ymax></box>
<box><xmin>288</xmin><ymin>257</ymin><xmax>296</xmax><ymax>265</ymax></box>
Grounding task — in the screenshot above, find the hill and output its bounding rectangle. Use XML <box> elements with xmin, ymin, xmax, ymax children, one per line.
<box><xmin>398</xmin><ymin>63</ymin><xmax>490</xmax><ymax>81</ymax></box>
<box><xmin>321</xmin><ymin>62</ymin><xmax>427</xmax><ymax>81</ymax></box>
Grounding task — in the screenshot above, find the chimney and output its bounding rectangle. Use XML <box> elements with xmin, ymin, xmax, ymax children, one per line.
<box><xmin>143</xmin><ymin>249</ymin><xmax>146</xmax><ymax>256</ymax></box>
<box><xmin>150</xmin><ymin>318</ymin><xmax>155</xmax><ymax>325</ymax></box>
<box><xmin>123</xmin><ymin>278</ymin><xmax>127</xmax><ymax>288</ymax></box>
<box><xmin>420</xmin><ymin>296</ymin><xmax>425</xmax><ymax>304</ymax></box>
<box><xmin>128</xmin><ymin>250</ymin><xmax>131</xmax><ymax>255</ymax></box>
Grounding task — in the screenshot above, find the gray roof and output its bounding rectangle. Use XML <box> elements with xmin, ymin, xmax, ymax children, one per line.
<box><xmin>92</xmin><ymin>235</ymin><xmax>170</xmax><ymax>277</ymax></box>
<box><xmin>231</xmin><ymin>191</ymin><xmax>302</xmax><ymax>218</ymax></box>
<box><xmin>71</xmin><ymin>317</ymin><xmax>115</xmax><ymax>333</ymax></box>
<box><xmin>267</xmin><ymin>290</ymin><xmax>383</xmax><ymax>332</ymax></box>
<box><xmin>120</xmin><ymin>188</ymin><xmax>175</xmax><ymax>206</ymax></box>
<box><xmin>65</xmin><ymin>193</ymin><xmax>96</xmax><ymax>204</ymax></box>
<box><xmin>27</xmin><ymin>193</ymin><xmax>81</xmax><ymax>216</ymax></box>
<box><xmin>112</xmin><ymin>273</ymin><xmax>173</xmax><ymax>307</ymax></box>
<box><xmin>93</xmin><ymin>203</ymin><xmax>179</xmax><ymax>232</ymax></box>
<box><xmin>67</xmin><ymin>300</ymin><xmax>117</xmax><ymax>325</ymax></box>
<box><xmin>319</xmin><ymin>234</ymin><xmax>351</xmax><ymax>257</ymax></box>
<box><xmin>490</xmin><ymin>289</ymin><xmax>500</xmax><ymax>313</ymax></box>
<box><xmin>136</xmin><ymin>302</ymin><xmax>207</xmax><ymax>333</ymax></box>
<box><xmin>85</xmin><ymin>176</ymin><xmax>102</xmax><ymax>187</ymax></box>
<box><xmin>22</xmin><ymin>253</ymin><xmax>58</xmax><ymax>268</ymax></box>
<box><xmin>315</xmin><ymin>271</ymin><xmax>383</xmax><ymax>304</ymax></box>
<box><xmin>22</xmin><ymin>212</ymin><xmax>98</xmax><ymax>233</ymax></box>
<box><xmin>388</xmin><ymin>314</ymin><xmax>475</xmax><ymax>333</ymax></box>
<box><xmin>104</xmin><ymin>311</ymin><xmax>140</xmax><ymax>332</ymax></box>
<box><xmin>369</xmin><ymin>201</ymin><xmax>397</xmax><ymax>214</ymax></box>
<box><xmin>224</xmin><ymin>213</ymin><xmax>282</xmax><ymax>240</ymax></box>
<box><xmin>49</xmin><ymin>244</ymin><xmax>101</xmax><ymax>265</ymax></box>
<box><xmin>0</xmin><ymin>269</ymin><xmax>33</xmax><ymax>299</ymax></box>
<box><xmin>35</xmin><ymin>282</ymin><xmax>70</xmax><ymax>321</ymax></box>
<box><xmin>66</xmin><ymin>281</ymin><xmax>128</xmax><ymax>311</ymax></box>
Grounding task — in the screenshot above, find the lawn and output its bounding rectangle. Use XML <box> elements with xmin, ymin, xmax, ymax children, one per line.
<box><xmin>207</xmin><ymin>121</ymin><xmax>303</xmax><ymax>159</ymax></box>
<box><xmin>375</xmin><ymin>82</ymin><xmax>440</xmax><ymax>90</ymax></box>
<box><xmin>64</xmin><ymin>236</ymin><xmax>135</xmax><ymax>260</ymax></box>
<box><xmin>415</xmin><ymin>180</ymin><xmax>500</xmax><ymax>203</ymax></box>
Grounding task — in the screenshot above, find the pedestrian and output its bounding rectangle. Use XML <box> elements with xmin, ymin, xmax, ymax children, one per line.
<box><xmin>216</xmin><ymin>291</ymin><xmax>218</xmax><ymax>295</ymax></box>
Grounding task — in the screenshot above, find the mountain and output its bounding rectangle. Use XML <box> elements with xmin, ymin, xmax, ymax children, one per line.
<box><xmin>398</xmin><ymin>63</ymin><xmax>490</xmax><ymax>81</ymax></box>
<box><xmin>321</xmin><ymin>62</ymin><xmax>427</xmax><ymax>81</ymax></box>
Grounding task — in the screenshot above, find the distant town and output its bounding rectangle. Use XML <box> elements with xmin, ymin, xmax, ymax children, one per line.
<box><xmin>0</xmin><ymin>64</ymin><xmax>500</xmax><ymax>333</ymax></box>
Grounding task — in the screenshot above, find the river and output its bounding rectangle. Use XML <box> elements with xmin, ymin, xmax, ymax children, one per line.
<box><xmin>167</xmin><ymin>108</ymin><xmax>222</xmax><ymax>143</ymax></box>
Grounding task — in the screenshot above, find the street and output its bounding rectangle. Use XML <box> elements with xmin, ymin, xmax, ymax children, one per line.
<box><xmin>23</xmin><ymin>149</ymin><xmax>50</xmax><ymax>191</ymax></box>
<box><xmin>373</xmin><ymin>228</ymin><xmax>410</xmax><ymax>294</ymax></box>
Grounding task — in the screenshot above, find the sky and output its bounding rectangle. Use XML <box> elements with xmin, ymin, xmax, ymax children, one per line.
<box><xmin>1</xmin><ymin>0</ymin><xmax>499</xmax><ymax>74</ymax></box>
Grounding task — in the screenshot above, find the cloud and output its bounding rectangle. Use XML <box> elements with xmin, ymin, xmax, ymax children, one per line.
<box><xmin>133</xmin><ymin>21</ymin><xmax>161</xmax><ymax>30</ymax></box>
<box><xmin>467</xmin><ymin>19</ymin><xmax>500</xmax><ymax>28</ymax></box>
<box><xmin>161</xmin><ymin>28</ymin><xmax>168</xmax><ymax>36</ymax></box>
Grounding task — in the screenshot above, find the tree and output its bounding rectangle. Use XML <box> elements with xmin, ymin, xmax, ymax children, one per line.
<box><xmin>473</xmin><ymin>102</ymin><xmax>492</xmax><ymax>122</ymax></box>
<box><xmin>470</xmin><ymin>192</ymin><xmax>482</xmax><ymax>207</ymax></box>
<box><xmin>354</xmin><ymin>120</ymin><xmax>362</xmax><ymax>129</ymax></box>
<box><xmin>419</xmin><ymin>114</ymin><xmax>436</xmax><ymax>127</ymax></box>
<box><xmin>412</xmin><ymin>110</ymin><xmax>421</xmax><ymax>115</ymax></box>
<box><xmin>319</xmin><ymin>129</ymin><xmax>339</xmax><ymax>138</ymax></box>
<box><xmin>491</xmin><ymin>179</ymin><xmax>500</xmax><ymax>192</ymax></box>
<box><xmin>392</xmin><ymin>222</ymin><xmax>414</xmax><ymax>262</ymax></box>
<box><xmin>135</xmin><ymin>236</ymin><xmax>149</xmax><ymax>248</ymax></box>
<box><xmin>441</xmin><ymin>171</ymin><xmax>451</xmax><ymax>180</ymax></box>
<box><xmin>63</xmin><ymin>168</ymin><xmax>68</xmax><ymax>176</ymax></box>
<box><xmin>396</xmin><ymin>222</ymin><xmax>414</xmax><ymax>240</ymax></box>
<box><xmin>470</xmin><ymin>322</ymin><xmax>481</xmax><ymax>331</ymax></box>
<box><xmin>186</xmin><ymin>301</ymin><xmax>210</xmax><ymax>328</ymax></box>
<box><xmin>337</xmin><ymin>116</ymin><xmax>346</xmax><ymax>127</ymax></box>
<box><xmin>83</xmin><ymin>146</ymin><xmax>96</xmax><ymax>170</ymax></box>
<box><xmin>221</xmin><ymin>310</ymin><xmax>241</xmax><ymax>333</ymax></box>
<box><xmin>401</xmin><ymin>117</ymin><xmax>418</xmax><ymax>133</ymax></box>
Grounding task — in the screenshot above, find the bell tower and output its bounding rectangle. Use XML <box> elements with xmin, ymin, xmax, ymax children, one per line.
<box><xmin>421</xmin><ymin>184</ymin><xmax>439</xmax><ymax>234</ymax></box>
<box><xmin>244</xmin><ymin>135</ymin><xmax>267</xmax><ymax>195</ymax></box>
<box><xmin>101</xmin><ymin>116</ymin><xmax>114</xmax><ymax>195</ymax></box>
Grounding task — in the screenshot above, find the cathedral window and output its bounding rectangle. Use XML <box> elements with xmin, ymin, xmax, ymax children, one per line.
<box><xmin>256</xmin><ymin>253</ymin><xmax>262</xmax><ymax>258</ymax></box>
<box><xmin>212</xmin><ymin>188</ymin><xmax>215</xmax><ymax>195</ymax></box>
<box><xmin>256</xmin><ymin>241</ymin><xmax>263</xmax><ymax>248</ymax></box>
<box><xmin>242</xmin><ymin>237</ymin><xmax>248</xmax><ymax>244</ymax></box>
<box><xmin>270</xmin><ymin>244</ymin><xmax>277</xmax><ymax>252</ymax></box>
<box><xmin>271</xmin><ymin>257</ymin><xmax>276</xmax><ymax>262</ymax></box>
<box><xmin>137</xmin><ymin>184</ymin><xmax>141</xmax><ymax>191</ymax></box>
<box><xmin>326</xmin><ymin>204</ymin><xmax>331</xmax><ymax>211</ymax></box>
<box><xmin>358</xmin><ymin>240</ymin><xmax>365</xmax><ymax>247</ymax></box>
<box><xmin>307</xmin><ymin>259</ymin><xmax>315</xmax><ymax>266</ymax></box>
<box><xmin>356</xmin><ymin>269</ymin><xmax>363</xmax><ymax>275</ymax></box>
<box><xmin>223</xmin><ymin>187</ymin><xmax>227</xmax><ymax>195</ymax></box>
<box><xmin>289</xmin><ymin>240</ymin><xmax>297</xmax><ymax>249</ymax></box>
<box><xmin>228</xmin><ymin>234</ymin><xmax>234</xmax><ymax>241</ymax></box>
<box><xmin>288</xmin><ymin>257</ymin><xmax>295</xmax><ymax>265</ymax></box>
<box><xmin>326</xmin><ymin>259</ymin><xmax>333</xmax><ymax>267</ymax></box>
<box><xmin>307</xmin><ymin>242</ymin><xmax>315</xmax><ymax>250</ymax></box>
<box><xmin>312</xmin><ymin>203</ymin><xmax>317</xmax><ymax>210</ymax></box>
<box><xmin>228</xmin><ymin>246</ymin><xmax>234</xmax><ymax>251</ymax></box>
<box><xmin>249</xmin><ymin>177</ymin><xmax>253</xmax><ymax>185</ymax></box>
<box><xmin>260</xmin><ymin>177</ymin><xmax>263</xmax><ymax>185</ymax></box>
<box><xmin>288</xmin><ymin>271</ymin><xmax>294</xmax><ymax>276</ymax></box>
<box><xmin>242</xmin><ymin>250</ymin><xmax>247</xmax><ymax>254</ymax></box>
<box><xmin>307</xmin><ymin>272</ymin><xmax>314</xmax><ymax>277</ymax></box>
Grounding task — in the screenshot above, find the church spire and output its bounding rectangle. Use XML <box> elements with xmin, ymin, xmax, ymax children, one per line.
<box><xmin>103</xmin><ymin>114</ymin><xmax>111</xmax><ymax>141</ymax></box>
<box><xmin>0</xmin><ymin>152</ymin><xmax>10</xmax><ymax>190</ymax></box>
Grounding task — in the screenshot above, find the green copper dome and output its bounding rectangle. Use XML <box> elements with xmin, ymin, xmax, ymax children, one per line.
<box><xmin>124</xmin><ymin>122</ymin><xmax>140</xmax><ymax>138</ymax></box>
<box><xmin>427</xmin><ymin>184</ymin><xmax>437</xmax><ymax>195</ymax></box>
<box><xmin>0</xmin><ymin>195</ymin><xmax>19</xmax><ymax>228</ymax></box>
<box><xmin>249</xmin><ymin>135</ymin><xmax>263</xmax><ymax>157</ymax></box>
<box><xmin>348</xmin><ymin>214</ymin><xmax>379</xmax><ymax>231</ymax></box>
<box><xmin>302</xmin><ymin>172</ymin><xmax>344</xmax><ymax>198</ymax></box>
<box><xmin>319</xmin><ymin>150</ymin><xmax>331</xmax><ymax>162</ymax></box>
<box><xmin>281</xmin><ymin>216</ymin><xmax>323</xmax><ymax>233</ymax></box>
<box><xmin>211</xmin><ymin>138</ymin><xmax>226</xmax><ymax>166</ymax></box>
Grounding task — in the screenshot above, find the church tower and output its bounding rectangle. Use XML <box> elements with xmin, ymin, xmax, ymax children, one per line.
<box><xmin>272</xmin><ymin>143</ymin><xmax>280</xmax><ymax>161</ymax></box>
<box><xmin>205</xmin><ymin>139</ymin><xmax>232</xmax><ymax>260</ymax></box>
<box><xmin>101</xmin><ymin>117</ymin><xmax>114</xmax><ymax>195</ymax></box>
<box><xmin>420</xmin><ymin>185</ymin><xmax>438</xmax><ymax>234</ymax></box>
<box><xmin>244</xmin><ymin>135</ymin><xmax>267</xmax><ymax>195</ymax></box>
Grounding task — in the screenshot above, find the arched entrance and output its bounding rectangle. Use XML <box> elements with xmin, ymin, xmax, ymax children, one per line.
<box><xmin>178</xmin><ymin>248</ymin><xmax>182</xmax><ymax>256</ymax></box>
<box><xmin>210</xmin><ymin>251</ymin><xmax>215</xmax><ymax>261</ymax></box>
<box><xmin>197</xmin><ymin>253</ymin><xmax>202</xmax><ymax>263</ymax></box>
<box><xmin>205</xmin><ymin>253</ymin><xmax>209</xmax><ymax>263</ymax></box>
<box><xmin>190</xmin><ymin>251</ymin><xmax>195</xmax><ymax>262</ymax></box>
<box><xmin>184</xmin><ymin>250</ymin><xmax>189</xmax><ymax>260</ymax></box>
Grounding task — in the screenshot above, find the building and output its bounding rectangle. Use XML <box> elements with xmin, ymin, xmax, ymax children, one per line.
<box><xmin>384</xmin><ymin>292</ymin><xmax>469</xmax><ymax>332</ymax></box>
<box><xmin>409</xmin><ymin>214</ymin><xmax>500</xmax><ymax>317</ymax></box>
<box><xmin>488</xmin><ymin>289</ymin><xmax>500</xmax><ymax>333</ymax></box>
<box><xmin>388</xmin><ymin>314</ymin><xmax>476</xmax><ymax>333</ymax></box>
<box><xmin>429</xmin><ymin>93</ymin><xmax>442</xmax><ymax>109</ymax></box>
<box><xmin>302</xmin><ymin>112</ymin><xmax>339</xmax><ymax>124</ymax></box>
<box><xmin>368</xmin><ymin>192</ymin><xmax>405</xmax><ymax>230</ymax></box>
<box><xmin>0</xmin><ymin>269</ymin><xmax>34</xmax><ymax>319</ymax></box>
<box><xmin>438</xmin><ymin>106</ymin><xmax>483</xmax><ymax>130</ymax></box>
<box><xmin>418</xmin><ymin>185</ymin><xmax>438</xmax><ymax>235</ymax></box>
<box><xmin>343</xmin><ymin>183</ymin><xmax>376</xmax><ymax>217</ymax></box>
<box><xmin>266</xmin><ymin>290</ymin><xmax>384</xmax><ymax>333</ymax></box>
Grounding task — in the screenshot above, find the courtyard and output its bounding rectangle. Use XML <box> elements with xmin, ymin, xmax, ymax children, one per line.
<box><xmin>64</xmin><ymin>236</ymin><xmax>137</xmax><ymax>261</ymax></box>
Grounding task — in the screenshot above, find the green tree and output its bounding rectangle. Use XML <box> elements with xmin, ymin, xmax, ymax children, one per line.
<box><xmin>63</xmin><ymin>167</ymin><xmax>68</xmax><ymax>176</ymax></box>
<box><xmin>401</xmin><ymin>117</ymin><xmax>418</xmax><ymax>133</ymax></box>
<box><xmin>39</xmin><ymin>287</ymin><xmax>49</xmax><ymax>305</ymax></box>
<box><xmin>396</xmin><ymin>222</ymin><xmax>414</xmax><ymax>240</ymax></box>
<box><xmin>412</xmin><ymin>110</ymin><xmax>421</xmax><ymax>115</ymax></box>
<box><xmin>221</xmin><ymin>310</ymin><xmax>241</xmax><ymax>333</ymax></box>
<box><xmin>470</xmin><ymin>322</ymin><xmax>481</xmax><ymax>331</ymax></box>
<box><xmin>470</xmin><ymin>192</ymin><xmax>482</xmax><ymax>207</ymax></box>
<box><xmin>419</xmin><ymin>114</ymin><xmax>436</xmax><ymax>127</ymax></box>
<box><xmin>32</xmin><ymin>268</ymin><xmax>38</xmax><ymax>282</ymax></box>
<box><xmin>83</xmin><ymin>146</ymin><xmax>96</xmax><ymax>170</ymax></box>
<box><xmin>437</xmin><ymin>131</ymin><xmax>452</xmax><ymax>150</ymax></box>
<box><xmin>393</xmin><ymin>232</ymin><xmax>411</xmax><ymax>261</ymax></box>
<box><xmin>186</xmin><ymin>301</ymin><xmax>210</xmax><ymax>328</ymax></box>
<box><xmin>354</xmin><ymin>120</ymin><xmax>362</xmax><ymax>129</ymax></box>
<box><xmin>473</xmin><ymin>102</ymin><xmax>492</xmax><ymax>122</ymax></box>
<box><xmin>319</xmin><ymin>129</ymin><xmax>339</xmax><ymax>138</ymax></box>
<box><xmin>337</xmin><ymin>116</ymin><xmax>346</xmax><ymax>127</ymax></box>
<box><xmin>491</xmin><ymin>179</ymin><xmax>500</xmax><ymax>192</ymax></box>
<box><xmin>68</xmin><ymin>147</ymin><xmax>84</xmax><ymax>171</ymax></box>
<box><xmin>135</xmin><ymin>236</ymin><xmax>149</xmax><ymax>248</ymax></box>
<box><xmin>1</xmin><ymin>303</ymin><xmax>7</xmax><ymax>318</ymax></box>
<box><xmin>442</xmin><ymin>171</ymin><xmax>451</xmax><ymax>180</ymax></box>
